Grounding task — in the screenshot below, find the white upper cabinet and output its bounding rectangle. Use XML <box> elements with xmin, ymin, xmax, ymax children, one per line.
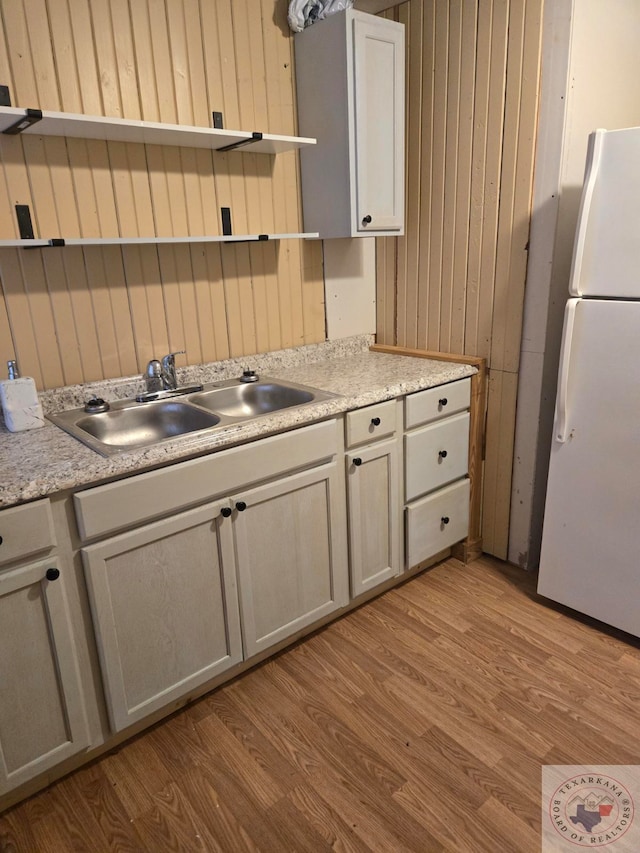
<box><xmin>295</xmin><ymin>10</ymin><xmax>405</xmax><ymax>238</ymax></box>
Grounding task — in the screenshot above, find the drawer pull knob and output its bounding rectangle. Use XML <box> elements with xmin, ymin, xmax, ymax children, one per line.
<box><xmin>353</xmin><ymin>457</ymin><xmax>363</xmax><ymax>466</ymax></box>
<box><xmin>235</xmin><ymin>500</ymin><xmax>247</xmax><ymax>512</ymax></box>
<box><xmin>439</xmin><ymin>398</ymin><xmax>448</xmax><ymax>406</ymax></box>
<box><xmin>0</xmin><ymin>535</ymin><xmax>3</xmax><ymax>546</ymax></box>
<box><xmin>441</xmin><ymin>516</ymin><xmax>450</xmax><ymax>526</ymax></box>
<box><xmin>371</xmin><ymin>417</ymin><xmax>381</xmax><ymax>426</ymax></box>
<box><xmin>45</xmin><ymin>568</ymin><xmax>60</xmax><ymax>581</ymax></box>
<box><xmin>362</xmin><ymin>214</ymin><xmax>372</xmax><ymax>225</ymax></box>
<box><xmin>220</xmin><ymin>507</ymin><xmax>232</xmax><ymax>518</ymax></box>
<box><xmin>438</xmin><ymin>450</ymin><xmax>448</xmax><ymax>459</ymax></box>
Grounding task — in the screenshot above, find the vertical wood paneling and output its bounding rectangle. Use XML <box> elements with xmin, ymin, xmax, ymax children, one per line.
<box><xmin>0</xmin><ymin>291</ymin><xmax>14</xmax><ymax>373</ymax></box>
<box><xmin>62</xmin><ymin>247</ymin><xmax>105</xmax><ymax>381</ymax></box>
<box><xmin>450</xmin><ymin>1</ymin><xmax>477</xmax><ymax>355</ymax></box>
<box><xmin>0</xmin><ymin>252</ymin><xmax>43</xmax><ymax>387</ymax></box>
<box><xmin>377</xmin><ymin>0</ymin><xmax>543</xmax><ymax>559</ymax></box>
<box><xmin>18</xmin><ymin>250</ymin><xmax>64</xmax><ymax>388</ymax></box>
<box><xmin>0</xmin><ymin>0</ymin><xmax>323</xmax><ymax>389</ymax></box>
<box><xmin>482</xmin><ymin>368</ymin><xmax>518</xmax><ymax>556</ymax></box>
<box><xmin>416</xmin><ymin>1</ymin><xmax>435</xmax><ymax>352</ymax></box>
<box><xmin>470</xmin><ymin>0</ymin><xmax>509</xmax><ymax>361</ymax></box>
<box><xmin>406</xmin><ymin>2</ymin><xmax>423</xmax><ymax>349</ymax></box>
<box><xmin>41</xmin><ymin>251</ymin><xmax>84</xmax><ymax>386</ymax></box>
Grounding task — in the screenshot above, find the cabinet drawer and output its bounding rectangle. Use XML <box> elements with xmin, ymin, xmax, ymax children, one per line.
<box><xmin>346</xmin><ymin>400</ymin><xmax>397</xmax><ymax>448</ymax></box>
<box><xmin>406</xmin><ymin>479</ymin><xmax>469</xmax><ymax>569</ymax></box>
<box><xmin>405</xmin><ymin>412</ymin><xmax>469</xmax><ymax>502</ymax></box>
<box><xmin>405</xmin><ymin>378</ymin><xmax>470</xmax><ymax>429</ymax></box>
<box><xmin>0</xmin><ymin>499</ymin><xmax>56</xmax><ymax>567</ymax></box>
<box><xmin>75</xmin><ymin>419</ymin><xmax>339</xmax><ymax>541</ymax></box>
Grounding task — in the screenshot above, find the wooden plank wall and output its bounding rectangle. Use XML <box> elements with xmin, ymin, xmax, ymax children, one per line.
<box><xmin>377</xmin><ymin>0</ymin><xmax>543</xmax><ymax>559</ymax></box>
<box><xmin>0</xmin><ymin>0</ymin><xmax>326</xmax><ymax>391</ymax></box>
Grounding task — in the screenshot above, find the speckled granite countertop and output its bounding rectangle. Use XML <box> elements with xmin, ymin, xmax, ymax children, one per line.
<box><xmin>0</xmin><ymin>336</ymin><xmax>476</xmax><ymax>509</ymax></box>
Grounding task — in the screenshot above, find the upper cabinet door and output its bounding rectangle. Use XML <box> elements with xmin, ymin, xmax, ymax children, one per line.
<box><xmin>295</xmin><ymin>10</ymin><xmax>405</xmax><ymax>239</ymax></box>
<box><xmin>352</xmin><ymin>15</ymin><xmax>405</xmax><ymax>234</ymax></box>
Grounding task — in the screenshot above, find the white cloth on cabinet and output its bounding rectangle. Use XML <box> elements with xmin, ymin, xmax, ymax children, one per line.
<box><xmin>288</xmin><ymin>0</ymin><xmax>354</xmax><ymax>33</ymax></box>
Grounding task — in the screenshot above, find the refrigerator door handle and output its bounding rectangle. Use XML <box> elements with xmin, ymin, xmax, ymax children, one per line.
<box><xmin>568</xmin><ymin>129</ymin><xmax>604</xmax><ymax>297</ymax></box>
<box><xmin>554</xmin><ymin>299</ymin><xmax>580</xmax><ymax>443</ymax></box>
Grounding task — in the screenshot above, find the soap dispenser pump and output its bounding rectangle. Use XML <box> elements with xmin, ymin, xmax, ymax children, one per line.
<box><xmin>0</xmin><ymin>359</ymin><xmax>45</xmax><ymax>432</ymax></box>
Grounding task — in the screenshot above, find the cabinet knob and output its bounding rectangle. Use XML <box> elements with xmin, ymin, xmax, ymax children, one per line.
<box><xmin>371</xmin><ymin>417</ymin><xmax>381</xmax><ymax>426</ymax></box>
<box><xmin>235</xmin><ymin>500</ymin><xmax>247</xmax><ymax>512</ymax></box>
<box><xmin>438</xmin><ymin>450</ymin><xmax>448</xmax><ymax>459</ymax></box>
<box><xmin>220</xmin><ymin>507</ymin><xmax>232</xmax><ymax>518</ymax></box>
<box><xmin>439</xmin><ymin>398</ymin><xmax>448</xmax><ymax>407</ymax></box>
<box><xmin>362</xmin><ymin>214</ymin><xmax>372</xmax><ymax>225</ymax></box>
<box><xmin>45</xmin><ymin>568</ymin><xmax>60</xmax><ymax>581</ymax></box>
<box><xmin>0</xmin><ymin>535</ymin><xmax>3</xmax><ymax>546</ymax></box>
<box><xmin>441</xmin><ymin>516</ymin><xmax>450</xmax><ymax>526</ymax></box>
<box><xmin>353</xmin><ymin>457</ymin><xmax>363</xmax><ymax>466</ymax></box>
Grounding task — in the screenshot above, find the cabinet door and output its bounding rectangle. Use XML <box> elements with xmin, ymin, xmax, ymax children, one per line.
<box><xmin>82</xmin><ymin>502</ymin><xmax>242</xmax><ymax>732</ymax></box>
<box><xmin>0</xmin><ymin>558</ymin><xmax>89</xmax><ymax>795</ymax></box>
<box><xmin>347</xmin><ymin>439</ymin><xmax>401</xmax><ymax>597</ymax></box>
<box><xmin>353</xmin><ymin>14</ymin><xmax>404</xmax><ymax>233</ymax></box>
<box><xmin>233</xmin><ymin>462</ymin><xmax>349</xmax><ymax>658</ymax></box>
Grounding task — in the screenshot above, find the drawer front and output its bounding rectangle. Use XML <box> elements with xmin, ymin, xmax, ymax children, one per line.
<box><xmin>75</xmin><ymin>419</ymin><xmax>339</xmax><ymax>541</ymax></box>
<box><xmin>405</xmin><ymin>377</ymin><xmax>470</xmax><ymax>429</ymax></box>
<box><xmin>0</xmin><ymin>499</ymin><xmax>56</xmax><ymax>567</ymax></box>
<box><xmin>405</xmin><ymin>412</ymin><xmax>469</xmax><ymax>502</ymax></box>
<box><xmin>346</xmin><ymin>400</ymin><xmax>397</xmax><ymax>448</ymax></box>
<box><xmin>406</xmin><ymin>479</ymin><xmax>470</xmax><ymax>569</ymax></box>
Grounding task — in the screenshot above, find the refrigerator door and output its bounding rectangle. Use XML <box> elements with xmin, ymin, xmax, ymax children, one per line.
<box><xmin>569</xmin><ymin>125</ymin><xmax>640</xmax><ymax>298</ymax></box>
<box><xmin>538</xmin><ymin>298</ymin><xmax>640</xmax><ymax>637</ymax></box>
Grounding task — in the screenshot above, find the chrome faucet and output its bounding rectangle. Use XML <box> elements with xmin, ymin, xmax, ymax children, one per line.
<box><xmin>139</xmin><ymin>350</ymin><xmax>202</xmax><ymax>402</ymax></box>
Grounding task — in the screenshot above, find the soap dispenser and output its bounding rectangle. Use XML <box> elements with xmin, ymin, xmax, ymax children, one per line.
<box><xmin>0</xmin><ymin>359</ymin><xmax>45</xmax><ymax>432</ymax></box>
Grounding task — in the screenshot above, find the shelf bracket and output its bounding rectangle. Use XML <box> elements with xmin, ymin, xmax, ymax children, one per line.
<box><xmin>0</xmin><ymin>86</ymin><xmax>10</xmax><ymax>107</ymax></box>
<box><xmin>218</xmin><ymin>131</ymin><xmax>263</xmax><ymax>153</ymax></box>
<box><xmin>3</xmin><ymin>108</ymin><xmax>43</xmax><ymax>135</ymax></box>
<box><xmin>221</xmin><ymin>207</ymin><xmax>232</xmax><ymax>236</ymax></box>
<box><xmin>15</xmin><ymin>205</ymin><xmax>34</xmax><ymax>239</ymax></box>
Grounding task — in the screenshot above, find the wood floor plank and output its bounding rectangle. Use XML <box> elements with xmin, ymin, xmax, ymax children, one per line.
<box><xmin>286</xmin><ymin>783</ymin><xmax>375</xmax><ymax>853</ymax></box>
<box><xmin>3</xmin><ymin>555</ymin><xmax>640</xmax><ymax>853</ymax></box>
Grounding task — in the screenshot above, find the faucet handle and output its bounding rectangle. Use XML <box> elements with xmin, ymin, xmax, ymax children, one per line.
<box><xmin>145</xmin><ymin>359</ymin><xmax>163</xmax><ymax>393</ymax></box>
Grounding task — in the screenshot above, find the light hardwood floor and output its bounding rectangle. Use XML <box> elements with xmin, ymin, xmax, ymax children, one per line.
<box><xmin>2</xmin><ymin>555</ymin><xmax>639</xmax><ymax>852</ymax></box>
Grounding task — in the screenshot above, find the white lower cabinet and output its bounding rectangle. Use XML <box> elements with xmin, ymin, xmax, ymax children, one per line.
<box><xmin>346</xmin><ymin>439</ymin><xmax>401</xmax><ymax>596</ymax></box>
<box><xmin>81</xmin><ymin>501</ymin><xmax>243</xmax><ymax>732</ymax></box>
<box><xmin>232</xmin><ymin>462</ymin><xmax>348</xmax><ymax>657</ymax></box>
<box><xmin>0</xmin><ymin>557</ymin><xmax>90</xmax><ymax>794</ymax></box>
<box><xmin>404</xmin><ymin>378</ymin><xmax>471</xmax><ymax>569</ymax></box>
<box><xmin>0</xmin><ymin>379</ymin><xmax>477</xmax><ymax>803</ymax></box>
<box><xmin>344</xmin><ymin>401</ymin><xmax>402</xmax><ymax>597</ymax></box>
<box><xmin>76</xmin><ymin>420</ymin><xmax>348</xmax><ymax>732</ymax></box>
<box><xmin>404</xmin><ymin>412</ymin><xmax>470</xmax><ymax>502</ymax></box>
<box><xmin>406</xmin><ymin>479</ymin><xmax>470</xmax><ymax>570</ymax></box>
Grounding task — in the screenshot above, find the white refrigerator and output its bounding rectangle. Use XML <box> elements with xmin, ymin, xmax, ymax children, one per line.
<box><xmin>538</xmin><ymin>125</ymin><xmax>640</xmax><ymax>638</ymax></box>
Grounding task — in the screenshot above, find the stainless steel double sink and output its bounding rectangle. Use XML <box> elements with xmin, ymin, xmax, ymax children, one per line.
<box><xmin>49</xmin><ymin>377</ymin><xmax>338</xmax><ymax>457</ymax></box>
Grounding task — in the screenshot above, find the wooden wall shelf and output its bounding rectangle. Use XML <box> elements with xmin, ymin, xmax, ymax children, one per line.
<box><xmin>0</xmin><ymin>233</ymin><xmax>319</xmax><ymax>249</ymax></box>
<box><xmin>0</xmin><ymin>107</ymin><xmax>316</xmax><ymax>154</ymax></box>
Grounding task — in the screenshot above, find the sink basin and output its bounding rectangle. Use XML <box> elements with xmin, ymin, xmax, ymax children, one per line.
<box><xmin>49</xmin><ymin>376</ymin><xmax>338</xmax><ymax>456</ymax></box>
<box><xmin>51</xmin><ymin>400</ymin><xmax>220</xmax><ymax>454</ymax></box>
<box><xmin>189</xmin><ymin>381</ymin><xmax>314</xmax><ymax>418</ymax></box>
